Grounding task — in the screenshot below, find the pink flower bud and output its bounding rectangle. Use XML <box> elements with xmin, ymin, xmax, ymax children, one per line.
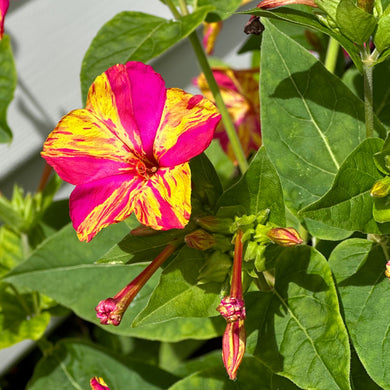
<box><xmin>221</xmin><ymin>319</ymin><xmax>246</xmax><ymax>380</ymax></box>
<box><xmin>202</xmin><ymin>21</ymin><xmax>223</xmax><ymax>55</ymax></box>
<box><xmin>90</xmin><ymin>377</ymin><xmax>111</xmax><ymax>390</ymax></box>
<box><xmin>0</xmin><ymin>0</ymin><xmax>9</xmax><ymax>40</ymax></box>
<box><xmin>266</xmin><ymin>227</ymin><xmax>303</xmax><ymax>247</ymax></box>
<box><xmin>217</xmin><ymin>296</ymin><xmax>246</xmax><ymax>323</ymax></box>
<box><xmin>95</xmin><ymin>244</ymin><xmax>176</xmax><ymax>326</ymax></box>
<box><xmin>184</xmin><ymin>229</ymin><xmax>216</xmax><ymax>251</ymax></box>
<box><xmin>196</xmin><ymin>216</ymin><xmax>233</xmax><ymax>234</ymax></box>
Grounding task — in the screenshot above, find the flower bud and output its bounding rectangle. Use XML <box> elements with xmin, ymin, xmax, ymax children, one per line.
<box><xmin>221</xmin><ymin>319</ymin><xmax>246</xmax><ymax>381</ymax></box>
<box><xmin>370</xmin><ymin>176</ymin><xmax>390</xmax><ymax>198</ymax></box>
<box><xmin>184</xmin><ymin>229</ymin><xmax>216</xmax><ymax>251</ymax></box>
<box><xmin>196</xmin><ymin>216</ymin><xmax>233</xmax><ymax>234</ymax></box>
<box><xmin>0</xmin><ymin>0</ymin><xmax>9</xmax><ymax>40</ymax></box>
<box><xmin>90</xmin><ymin>377</ymin><xmax>111</xmax><ymax>390</ymax></box>
<box><xmin>95</xmin><ymin>244</ymin><xmax>176</xmax><ymax>326</ymax></box>
<box><xmin>202</xmin><ymin>21</ymin><xmax>223</xmax><ymax>55</ymax></box>
<box><xmin>266</xmin><ymin>227</ymin><xmax>303</xmax><ymax>247</ymax></box>
<box><xmin>217</xmin><ymin>296</ymin><xmax>246</xmax><ymax>323</ymax></box>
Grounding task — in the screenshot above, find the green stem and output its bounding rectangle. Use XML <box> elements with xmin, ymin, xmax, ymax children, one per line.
<box><xmin>324</xmin><ymin>37</ymin><xmax>339</xmax><ymax>74</ymax></box>
<box><xmin>166</xmin><ymin>0</ymin><xmax>249</xmax><ymax>174</ymax></box>
<box><xmin>363</xmin><ymin>57</ymin><xmax>374</xmax><ymax>138</ymax></box>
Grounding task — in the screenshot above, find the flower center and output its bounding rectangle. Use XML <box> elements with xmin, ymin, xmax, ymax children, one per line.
<box><xmin>135</xmin><ymin>160</ymin><xmax>158</xmax><ymax>180</ymax></box>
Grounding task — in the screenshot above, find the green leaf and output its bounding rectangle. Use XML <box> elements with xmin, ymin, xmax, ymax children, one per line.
<box><xmin>374</xmin><ymin>5</ymin><xmax>390</xmax><ymax>53</ymax></box>
<box><xmin>169</xmin><ymin>356</ymin><xmax>300</xmax><ymax>389</ymax></box>
<box><xmin>351</xmin><ymin>348</ymin><xmax>383</xmax><ymax>390</ymax></box>
<box><xmin>0</xmin><ymin>35</ymin><xmax>16</xmax><ymax>143</ymax></box>
<box><xmin>28</xmin><ymin>340</ymin><xmax>177</xmax><ymax>390</ymax></box>
<box><xmin>198</xmin><ymin>0</ymin><xmax>242</xmax><ymax>21</ymax></box>
<box><xmin>133</xmin><ymin>246</ymin><xmax>221</xmax><ymax>327</ymax></box>
<box><xmin>329</xmin><ymin>241</ymin><xmax>390</xmax><ymax>389</ymax></box>
<box><xmin>0</xmin><ymin>284</ymin><xmax>50</xmax><ymax>349</ymax></box>
<box><xmin>301</xmin><ymin>138</ymin><xmax>390</xmax><ymax>234</ymax></box>
<box><xmin>336</xmin><ymin>0</ymin><xmax>377</xmax><ymax>45</ymax></box>
<box><xmin>374</xmin><ymin>131</ymin><xmax>390</xmax><ymax>174</ymax></box>
<box><xmin>190</xmin><ymin>153</ymin><xmax>223</xmax><ymax>212</ymax></box>
<box><xmin>260</xmin><ymin>20</ymin><xmax>384</xmax><ymax>217</ymax></box>
<box><xmin>217</xmin><ymin>147</ymin><xmax>286</xmax><ymax>226</ymax></box>
<box><xmin>247</xmin><ymin>247</ymin><xmax>351</xmax><ymax>390</ymax></box>
<box><xmin>373</xmin><ymin>195</ymin><xmax>390</xmax><ymax>222</ymax></box>
<box><xmin>4</xmin><ymin>223</ymin><xmax>225</xmax><ymax>341</ymax></box>
<box><xmin>241</xmin><ymin>6</ymin><xmax>362</xmax><ymax>70</ymax></box>
<box><xmin>80</xmin><ymin>7</ymin><xmax>213</xmax><ymax>101</ymax></box>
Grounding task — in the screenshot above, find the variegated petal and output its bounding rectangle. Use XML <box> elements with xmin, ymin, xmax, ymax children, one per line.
<box><xmin>154</xmin><ymin>88</ymin><xmax>220</xmax><ymax>167</ymax></box>
<box><xmin>133</xmin><ymin>163</ymin><xmax>192</xmax><ymax>230</ymax></box>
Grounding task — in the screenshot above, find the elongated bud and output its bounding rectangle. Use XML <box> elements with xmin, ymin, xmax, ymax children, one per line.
<box><xmin>130</xmin><ymin>225</ymin><xmax>158</xmax><ymax>236</ymax></box>
<box><xmin>0</xmin><ymin>0</ymin><xmax>9</xmax><ymax>40</ymax></box>
<box><xmin>202</xmin><ymin>21</ymin><xmax>223</xmax><ymax>55</ymax></box>
<box><xmin>217</xmin><ymin>230</ymin><xmax>246</xmax><ymax>380</ymax></box>
<box><xmin>266</xmin><ymin>227</ymin><xmax>303</xmax><ymax>247</ymax></box>
<box><xmin>386</xmin><ymin>261</ymin><xmax>390</xmax><ymax>279</ymax></box>
<box><xmin>184</xmin><ymin>229</ymin><xmax>216</xmax><ymax>251</ymax></box>
<box><xmin>90</xmin><ymin>377</ymin><xmax>111</xmax><ymax>390</ymax></box>
<box><xmin>196</xmin><ymin>216</ymin><xmax>233</xmax><ymax>234</ymax></box>
<box><xmin>221</xmin><ymin>320</ymin><xmax>246</xmax><ymax>381</ymax></box>
<box><xmin>95</xmin><ymin>244</ymin><xmax>176</xmax><ymax>326</ymax></box>
<box><xmin>255</xmin><ymin>0</ymin><xmax>316</xmax><ymax>8</ymax></box>
<box><xmin>371</xmin><ymin>176</ymin><xmax>390</xmax><ymax>198</ymax></box>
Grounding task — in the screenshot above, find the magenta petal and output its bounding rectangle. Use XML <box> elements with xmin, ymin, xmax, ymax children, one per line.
<box><xmin>70</xmin><ymin>174</ymin><xmax>143</xmax><ymax>242</ymax></box>
<box><xmin>105</xmin><ymin>62</ymin><xmax>166</xmax><ymax>160</ymax></box>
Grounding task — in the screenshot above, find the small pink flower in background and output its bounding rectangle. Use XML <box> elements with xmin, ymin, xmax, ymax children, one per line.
<box><xmin>202</xmin><ymin>0</ymin><xmax>255</xmax><ymax>54</ymax></box>
<box><xmin>203</xmin><ymin>21</ymin><xmax>223</xmax><ymax>55</ymax></box>
<box><xmin>196</xmin><ymin>67</ymin><xmax>261</xmax><ymax>162</ymax></box>
<box><xmin>42</xmin><ymin>61</ymin><xmax>220</xmax><ymax>242</ymax></box>
<box><xmin>217</xmin><ymin>230</ymin><xmax>246</xmax><ymax>380</ymax></box>
<box><xmin>90</xmin><ymin>377</ymin><xmax>111</xmax><ymax>390</ymax></box>
<box><xmin>0</xmin><ymin>0</ymin><xmax>9</xmax><ymax>40</ymax></box>
<box><xmin>385</xmin><ymin>261</ymin><xmax>390</xmax><ymax>280</ymax></box>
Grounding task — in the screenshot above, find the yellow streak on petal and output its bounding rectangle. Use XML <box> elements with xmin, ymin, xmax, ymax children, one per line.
<box><xmin>134</xmin><ymin>164</ymin><xmax>191</xmax><ymax>230</ymax></box>
<box><xmin>154</xmin><ymin>88</ymin><xmax>218</xmax><ymax>158</ymax></box>
<box><xmin>86</xmin><ymin>70</ymin><xmax>142</xmax><ymax>154</ymax></box>
<box><xmin>42</xmin><ymin>109</ymin><xmax>134</xmax><ymax>164</ymax></box>
<box><xmin>76</xmin><ymin>180</ymin><xmax>141</xmax><ymax>242</ymax></box>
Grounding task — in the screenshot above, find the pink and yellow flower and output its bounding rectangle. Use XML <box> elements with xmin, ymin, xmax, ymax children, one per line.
<box><xmin>196</xmin><ymin>67</ymin><xmax>261</xmax><ymax>162</ymax></box>
<box><xmin>42</xmin><ymin>62</ymin><xmax>221</xmax><ymax>242</ymax></box>
<box><xmin>0</xmin><ymin>0</ymin><xmax>9</xmax><ymax>40</ymax></box>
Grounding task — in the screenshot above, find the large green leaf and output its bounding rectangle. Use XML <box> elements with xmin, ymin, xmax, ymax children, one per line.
<box><xmin>301</xmin><ymin>138</ymin><xmax>390</xmax><ymax>234</ymax></box>
<box><xmin>169</xmin><ymin>356</ymin><xmax>300</xmax><ymax>389</ymax></box>
<box><xmin>133</xmin><ymin>246</ymin><xmax>221</xmax><ymax>327</ymax></box>
<box><xmin>241</xmin><ymin>6</ymin><xmax>362</xmax><ymax>70</ymax></box>
<box><xmin>4</xmin><ymin>223</ymin><xmax>225</xmax><ymax>341</ymax></box>
<box><xmin>329</xmin><ymin>239</ymin><xmax>390</xmax><ymax>389</ymax></box>
<box><xmin>28</xmin><ymin>340</ymin><xmax>177</xmax><ymax>390</ymax></box>
<box><xmin>217</xmin><ymin>147</ymin><xmax>286</xmax><ymax>226</ymax></box>
<box><xmin>0</xmin><ymin>35</ymin><xmax>16</xmax><ymax>143</ymax></box>
<box><xmin>374</xmin><ymin>5</ymin><xmax>390</xmax><ymax>54</ymax></box>
<box><xmin>246</xmin><ymin>247</ymin><xmax>351</xmax><ymax>390</ymax></box>
<box><xmin>80</xmin><ymin>7</ymin><xmax>213</xmax><ymax>101</ymax></box>
<box><xmin>259</xmin><ymin>20</ymin><xmax>384</xmax><ymax>215</ymax></box>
